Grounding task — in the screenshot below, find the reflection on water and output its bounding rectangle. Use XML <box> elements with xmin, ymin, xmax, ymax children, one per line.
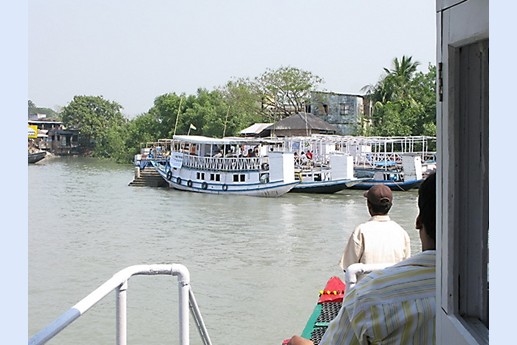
<box><xmin>29</xmin><ymin>157</ymin><xmax>420</xmax><ymax>344</ymax></box>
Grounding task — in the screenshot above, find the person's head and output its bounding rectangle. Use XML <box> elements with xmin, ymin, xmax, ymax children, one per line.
<box><xmin>416</xmin><ymin>172</ymin><xmax>436</xmax><ymax>250</ymax></box>
<box><xmin>364</xmin><ymin>184</ymin><xmax>393</xmax><ymax>215</ymax></box>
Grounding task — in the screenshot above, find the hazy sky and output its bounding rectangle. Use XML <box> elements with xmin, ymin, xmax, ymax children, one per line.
<box><xmin>29</xmin><ymin>0</ymin><xmax>436</xmax><ymax>117</ymax></box>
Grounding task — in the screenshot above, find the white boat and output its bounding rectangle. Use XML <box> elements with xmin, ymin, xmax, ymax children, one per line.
<box><xmin>351</xmin><ymin>154</ymin><xmax>425</xmax><ymax>191</ymax></box>
<box><xmin>291</xmin><ymin>152</ymin><xmax>365</xmax><ymax>194</ymax></box>
<box><xmin>281</xmin><ymin>136</ymin><xmax>365</xmax><ymax>194</ymax></box>
<box><xmin>153</xmin><ymin>135</ymin><xmax>298</xmax><ymax>197</ymax></box>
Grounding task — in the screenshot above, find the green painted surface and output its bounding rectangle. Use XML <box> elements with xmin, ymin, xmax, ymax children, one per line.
<box><xmin>301</xmin><ymin>304</ymin><xmax>322</xmax><ymax>339</ymax></box>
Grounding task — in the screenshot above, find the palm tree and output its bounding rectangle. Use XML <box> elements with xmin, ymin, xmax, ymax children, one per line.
<box><xmin>362</xmin><ymin>56</ymin><xmax>421</xmax><ymax>134</ymax></box>
<box><xmin>384</xmin><ymin>55</ymin><xmax>420</xmax><ymax>82</ymax></box>
<box><xmin>379</xmin><ymin>56</ymin><xmax>421</xmax><ymax>102</ymax></box>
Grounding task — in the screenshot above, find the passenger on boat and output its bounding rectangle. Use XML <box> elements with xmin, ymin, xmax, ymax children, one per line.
<box><xmin>294</xmin><ymin>152</ymin><xmax>301</xmax><ymax>166</ymax></box>
<box><xmin>338</xmin><ymin>184</ymin><xmax>411</xmax><ymax>280</ymax></box>
<box><xmin>300</xmin><ymin>151</ymin><xmax>308</xmax><ymax>165</ymax></box>
<box><xmin>287</xmin><ymin>173</ymin><xmax>436</xmax><ymax>345</ymax></box>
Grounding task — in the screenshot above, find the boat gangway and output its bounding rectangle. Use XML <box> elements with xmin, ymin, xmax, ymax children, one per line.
<box><xmin>28</xmin><ymin>264</ymin><xmax>212</xmax><ymax>345</ymax></box>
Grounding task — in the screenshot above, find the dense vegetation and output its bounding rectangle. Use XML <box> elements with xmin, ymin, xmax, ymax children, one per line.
<box><xmin>28</xmin><ymin>58</ymin><xmax>436</xmax><ymax>163</ymax></box>
<box><xmin>360</xmin><ymin>56</ymin><xmax>436</xmax><ymax>136</ymax></box>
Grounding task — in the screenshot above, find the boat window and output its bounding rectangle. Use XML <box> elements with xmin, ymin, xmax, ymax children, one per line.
<box><xmin>232</xmin><ymin>174</ymin><xmax>246</xmax><ymax>182</ymax></box>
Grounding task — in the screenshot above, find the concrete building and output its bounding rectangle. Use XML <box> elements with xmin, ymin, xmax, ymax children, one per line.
<box><xmin>308</xmin><ymin>91</ymin><xmax>367</xmax><ymax>135</ymax></box>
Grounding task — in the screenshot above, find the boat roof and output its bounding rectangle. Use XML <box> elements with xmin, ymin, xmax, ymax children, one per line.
<box><xmin>172</xmin><ymin>135</ymin><xmax>282</xmax><ymax>145</ymax></box>
<box><xmin>374</xmin><ymin>161</ymin><xmax>397</xmax><ymax>167</ymax></box>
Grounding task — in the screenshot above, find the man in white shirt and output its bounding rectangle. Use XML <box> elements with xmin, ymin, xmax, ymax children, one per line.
<box><xmin>339</xmin><ymin>184</ymin><xmax>411</xmax><ymax>276</ymax></box>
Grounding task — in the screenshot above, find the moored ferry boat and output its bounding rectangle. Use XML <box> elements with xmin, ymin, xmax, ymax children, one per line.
<box><xmin>351</xmin><ymin>154</ymin><xmax>425</xmax><ymax>191</ymax></box>
<box><xmin>290</xmin><ymin>152</ymin><xmax>366</xmax><ymax>194</ymax></box>
<box><xmin>153</xmin><ymin>135</ymin><xmax>298</xmax><ymax>197</ymax></box>
<box><xmin>281</xmin><ymin>136</ymin><xmax>366</xmax><ymax>194</ymax></box>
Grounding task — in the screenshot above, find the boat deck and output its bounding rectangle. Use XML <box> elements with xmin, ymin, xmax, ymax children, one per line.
<box><xmin>306</xmin><ymin>301</ymin><xmax>342</xmax><ymax>344</ymax></box>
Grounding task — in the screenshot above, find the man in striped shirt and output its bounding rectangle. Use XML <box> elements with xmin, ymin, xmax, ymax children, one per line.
<box><xmin>288</xmin><ymin>172</ymin><xmax>436</xmax><ymax>345</ymax></box>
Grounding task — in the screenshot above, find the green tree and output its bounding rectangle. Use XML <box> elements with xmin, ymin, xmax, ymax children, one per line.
<box><xmin>182</xmin><ymin>89</ymin><xmax>226</xmax><ymax>137</ymax></box>
<box><xmin>363</xmin><ymin>57</ymin><xmax>436</xmax><ymax>137</ymax></box>
<box><xmin>125</xmin><ymin>112</ymin><xmax>162</xmax><ymax>154</ymax></box>
<box><xmin>410</xmin><ymin>65</ymin><xmax>437</xmax><ymax>136</ymax></box>
<box><xmin>250</xmin><ymin>66</ymin><xmax>324</xmax><ymax>121</ymax></box>
<box><xmin>95</xmin><ymin>125</ymin><xmax>132</xmax><ymax>163</ymax></box>
<box><xmin>146</xmin><ymin>88</ymin><xmax>259</xmax><ymax>139</ymax></box>
<box><xmin>218</xmin><ymin>79</ymin><xmax>266</xmax><ymax>130</ymax></box>
<box><xmin>28</xmin><ymin>100</ymin><xmax>59</xmax><ymax>119</ymax></box>
<box><xmin>146</xmin><ymin>93</ymin><xmax>185</xmax><ymax>138</ymax></box>
<box><xmin>60</xmin><ymin>95</ymin><xmax>126</xmax><ymax>157</ymax></box>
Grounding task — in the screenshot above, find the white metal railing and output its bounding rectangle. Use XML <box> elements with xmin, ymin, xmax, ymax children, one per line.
<box><xmin>28</xmin><ymin>264</ymin><xmax>212</xmax><ymax>345</ymax></box>
<box><xmin>344</xmin><ymin>263</ymin><xmax>391</xmax><ymax>289</ymax></box>
<box><xmin>183</xmin><ymin>154</ymin><xmax>262</xmax><ymax>171</ymax></box>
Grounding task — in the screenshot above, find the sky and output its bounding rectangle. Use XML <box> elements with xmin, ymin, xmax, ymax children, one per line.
<box><xmin>28</xmin><ymin>0</ymin><xmax>437</xmax><ymax>118</ymax></box>
<box><xmin>10</xmin><ymin>2</ymin><xmax>517</xmax><ymax>344</ymax></box>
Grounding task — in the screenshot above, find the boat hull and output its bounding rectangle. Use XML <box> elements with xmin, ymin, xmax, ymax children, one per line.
<box><xmin>154</xmin><ymin>163</ymin><xmax>298</xmax><ymax>197</ymax></box>
<box><xmin>290</xmin><ymin>178</ymin><xmax>362</xmax><ymax>194</ymax></box>
<box><xmin>28</xmin><ymin>151</ymin><xmax>46</xmax><ymax>164</ymax></box>
<box><xmin>170</xmin><ymin>179</ymin><xmax>298</xmax><ymax>197</ymax></box>
<box><xmin>348</xmin><ymin>179</ymin><xmax>423</xmax><ymax>191</ymax></box>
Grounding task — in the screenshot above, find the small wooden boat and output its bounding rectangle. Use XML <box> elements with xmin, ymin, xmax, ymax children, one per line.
<box><xmin>28</xmin><ymin>151</ymin><xmax>47</xmax><ymax>164</ymax></box>
<box><xmin>283</xmin><ymin>276</ymin><xmax>346</xmax><ymax>345</ymax></box>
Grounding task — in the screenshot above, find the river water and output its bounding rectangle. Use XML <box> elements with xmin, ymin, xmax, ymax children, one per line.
<box><xmin>28</xmin><ymin>157</ymin><xmax>421</xmax><ymax>345</ymax></box>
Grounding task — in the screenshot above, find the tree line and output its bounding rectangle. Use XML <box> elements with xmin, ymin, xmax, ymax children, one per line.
<box><xmin>29</xmin><ymin>56</ymin><xmax>436</xmax><ymax>163</ymax></box>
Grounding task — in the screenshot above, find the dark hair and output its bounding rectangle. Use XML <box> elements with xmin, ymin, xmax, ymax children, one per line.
<box><xmin>418</xmin><ymin>172</ymin><xmax>436</xmax><ymax>240</ymax></box>
<box><xmin>369</xmin><ymin>201</ymin><xmax>392</xmax><ymax>215</ymax></box>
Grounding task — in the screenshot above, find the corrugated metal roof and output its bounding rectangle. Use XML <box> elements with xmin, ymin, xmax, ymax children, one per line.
<box><xmin>267</xmin><ymin>113</ymin><xmax>338</xmax><ymax>131</ymax></box>
<box><xmin>239</xmin><ymin>123</ymin><xmax>274</xmax><ymax>135</ymax></box>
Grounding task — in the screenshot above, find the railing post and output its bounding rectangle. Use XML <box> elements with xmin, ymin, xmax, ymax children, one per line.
<box><xmin>29</xmin><ymin>264</ymin><xmax>206</xmax><ymax>345</ymax></box>
<box><xmin>116</xmin><ymin>280</ymin><xmax>128</xmax><ymax>345</ymax></box>
<box><xmin>171</xmin><ymin>264</ymin><xmax>191</xmax><ymax>345</ymax></box>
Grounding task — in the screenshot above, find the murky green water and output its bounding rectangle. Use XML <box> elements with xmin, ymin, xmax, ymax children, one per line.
<box><xmin>29</xmin><ymin>156</ymin><xmax>420</xmax><ymax>345</ymax></box>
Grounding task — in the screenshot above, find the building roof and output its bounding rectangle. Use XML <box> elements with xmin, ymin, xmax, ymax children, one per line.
<box><xmin>239</xmin><ymin>123</ymin><xmax>274</xmax><ymax>136</ymax></box>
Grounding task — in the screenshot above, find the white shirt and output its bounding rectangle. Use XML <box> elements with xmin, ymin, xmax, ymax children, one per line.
<box><xmin>339</xmin><ymin>215</ymin><xmax>411</xmax><ymax>271</ymax></box>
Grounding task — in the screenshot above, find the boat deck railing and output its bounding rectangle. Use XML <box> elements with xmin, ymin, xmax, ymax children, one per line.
<box><xmin>29</xmin><ymin>264</ymin><xmax>212</xmax><ymax>345</ymax></box>
<box><xmin>354</xmin><ymin>152</ymin><xmax>436</xmax><ymax>168</ymax></box>
<box><xmin>183</xmin><ymin>154</ymin><xmax>265</xmax><ymax>171</ymax></box>
<box><xmin>344</xmin><ymin>263</ymin><xmax>392</xmax><ymax>289</ymax></box>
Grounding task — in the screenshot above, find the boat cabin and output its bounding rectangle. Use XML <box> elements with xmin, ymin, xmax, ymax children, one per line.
<box><xmin>436</xmin><ymin>0</ymin><xmax>488</xmax><ymax>343</ymax></box>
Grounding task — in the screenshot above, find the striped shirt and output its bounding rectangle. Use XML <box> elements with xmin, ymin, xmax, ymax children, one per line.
<box><xmin>321</xmin><ymin>251</ymin><xmax>436</xmax><ymax>345</ymax></box>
